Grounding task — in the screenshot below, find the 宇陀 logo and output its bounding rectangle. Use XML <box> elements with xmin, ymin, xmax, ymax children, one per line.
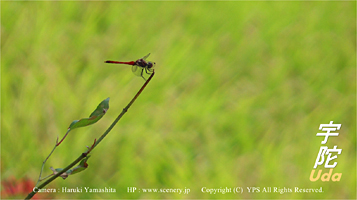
<box><xmin>310</xmin><ymin>121</ymin><xmax>342</xmax><ymax>182</ymax></box>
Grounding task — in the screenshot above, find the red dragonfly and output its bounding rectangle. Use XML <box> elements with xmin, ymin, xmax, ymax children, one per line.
<box><xmin>105</xmin><ymin>53</ymin><xmax>155</xmax><ymax>81</ymax></box>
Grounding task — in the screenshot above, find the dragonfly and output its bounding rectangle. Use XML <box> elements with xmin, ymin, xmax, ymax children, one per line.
<box><xmin>105</xmin><ymin>53</ymin><xmax>155</xmax><ymax>81</ymax></box>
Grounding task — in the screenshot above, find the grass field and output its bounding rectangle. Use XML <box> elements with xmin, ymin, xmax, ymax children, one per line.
<box><xmin>1</xmin><ymin>1</ymin><xmax>356</xmax><ymax>199</ymax></box>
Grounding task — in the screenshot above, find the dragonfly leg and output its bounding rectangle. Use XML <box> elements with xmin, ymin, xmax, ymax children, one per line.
<box><xmin>144</xmin><ymin>67</ymin><xmax>152</xmax><ymax>75</ymax></box>
<box><xmin>140</xmin><ymin>69</ymin><xmax>147</xmax><ymax>81</ymax></box>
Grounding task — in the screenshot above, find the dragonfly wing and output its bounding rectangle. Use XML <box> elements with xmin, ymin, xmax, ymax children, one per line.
<box><xmin>132</xmin><ymin>65</ymin><xmax>137</xmax><ymax>73</ymax></box>
<box><xmin>142</xmin><ymin>53</ymin><xmax>151</xmax><ymax>60</ymax></box>
<box><xmin>132</xmin><ymin>65</ymin><xmax>144</xmax><ymax>77</ymax></box>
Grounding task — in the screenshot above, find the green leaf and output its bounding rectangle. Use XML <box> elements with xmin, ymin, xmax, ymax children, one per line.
<box><xmin>53</xmin><ymin>168</ymin><xmax>73</xmax><ymax>174</ymax></box>
<box><xmin>57</xmin><ymin>98</ymin><xmax>110</xmax><ymax>146</ymax></box>
<box><xmin>50</xmin><ymin>156</ymin><xmax>90</xmax><ymax>179</ymax></box>
<box><xmin>69</xmin><ymin>98</ymin><xmax>110</xmax><ymax>130</ymax></box>
<box><xmin>50</xmin><ymin>167</ymin><xmax>72</xmax><ymax>180</ymax></box>
<box><xmin>70</xmin><ymin>156</ymin><xmax>91</xmax><ymax>175</ymax></box>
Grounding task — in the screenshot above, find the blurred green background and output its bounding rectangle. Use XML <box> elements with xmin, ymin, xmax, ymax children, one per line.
<box><xmin>1</xmin><ymin>1</ymin><xmax>356</xmax><ymax>199</ymax></box>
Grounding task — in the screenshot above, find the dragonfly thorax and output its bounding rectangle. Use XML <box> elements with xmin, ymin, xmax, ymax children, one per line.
<box><xmin>135</xmin><ymin>59</ymin><xmax>146</xmax><ymax>67</ymax></box>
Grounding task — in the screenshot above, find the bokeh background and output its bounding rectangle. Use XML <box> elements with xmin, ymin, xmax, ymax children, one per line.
<box><xmin>1</xmin><ymin>1</ymin><xmax>356</xmax><ymax>199</ymax></box>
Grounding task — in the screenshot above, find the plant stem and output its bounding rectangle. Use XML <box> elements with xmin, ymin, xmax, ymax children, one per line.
<box><xmin>93</xmin><ymin>71</ymin><xmax>155</xmax><ymax>148</ymax></box>
<box><xmin>36</xmin><ymin>137</ymin><xmax>59</xmax><ymax>186</ymax></box>
<box><xmin>25</xmin><ymin>71</ymin><xmax>155</xmax><ymax>199</ymax></box>
<box><xmin>56</xmin><ymin>128</ymin><xmax>70</xmax><ymax>146</ymax></box>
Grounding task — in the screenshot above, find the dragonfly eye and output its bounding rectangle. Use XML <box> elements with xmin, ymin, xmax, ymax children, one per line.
<box><xmin>147</xmin><ymin>62</ymin><xmax>155</xmax><ymax>69</ymax></box>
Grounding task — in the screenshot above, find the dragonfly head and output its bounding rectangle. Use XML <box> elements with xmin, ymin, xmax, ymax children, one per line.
<box><xmin>147</xmin><ymin>62</ymin><xmax>156</xmax><ymax>71</ymax></box>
